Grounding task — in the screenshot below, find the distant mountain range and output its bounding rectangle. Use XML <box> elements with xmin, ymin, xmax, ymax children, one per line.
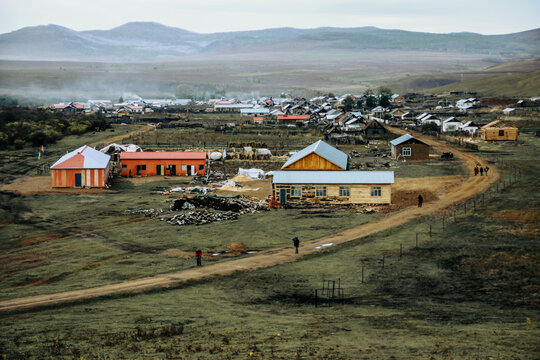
<box><xmin>0</xmin><ymin>22</ymin><xmax>539</xmax><ymax>62</ymax></box>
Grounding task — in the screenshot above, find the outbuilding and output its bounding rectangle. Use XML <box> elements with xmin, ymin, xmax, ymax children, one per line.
<box><xmin>50</xmin><ymin>145</ymin><xmax>111</xmax><ymax>188</ymax></box>
<box><xmin>480</xmin><ymin>120</ymin><xmax>518</xmax><ymax>141</ymax></box>
<box><xmin>390</xmin><ymin>134</ymin><xmax>430</xmax><ymax>161</ymax></box>
<box><xmin>119</xmin><ymin>152</ymin><xmax>206</xmax><ymax>177</ymax></box>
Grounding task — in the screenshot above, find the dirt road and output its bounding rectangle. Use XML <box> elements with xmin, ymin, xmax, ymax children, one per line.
<box><xmin>0</xmin><ymin>129</ymin><xmax>498</xmax><ymax>313</ymax></box>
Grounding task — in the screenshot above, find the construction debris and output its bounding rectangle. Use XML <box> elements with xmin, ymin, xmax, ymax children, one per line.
<box><xmin>168</xmin><ymin>209</ymin><xmax>239</xmax><ymax>225</ymax></box>
<box><xmin>170</xmin><ymin>195</ymin><xmax>268</xmax><ymax>213</ymax></box>
<box><xmin>124</xmin><ymin>208</ymin><xmax>165</xmax><ymax>217</ymax></box>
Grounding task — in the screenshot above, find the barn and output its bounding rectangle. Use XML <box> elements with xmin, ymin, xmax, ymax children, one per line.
<box><xmin>272</xmin><ymin>140</ymin><xmax>394</xmax><ymax>204</ymax></box>
<box><xmin>480</xmin><ymin>120</ymin><xmax>518</xmax><ymax>141</ymax></box>
<box><xmin>50</xmin><ymin>145</ymin><xmax>111</xmax><ymax>188</ymax></box>
<box><xmin>119</xmin><ymin>152</ymin><xmax>207</xmax><ymax>177</ymax></box>
<box><xmin>390</xmin><ymin>134</ymin><xmax>430</xmax><ymax>161</ymax></box>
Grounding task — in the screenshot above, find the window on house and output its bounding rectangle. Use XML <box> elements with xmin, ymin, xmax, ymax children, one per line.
<box><xmin>316</xmin><ymin>186</ymin><xmax>327</xmax><ymax>197</ymax></box>
<box><xmin>181</xmin><ymin>165</ymin><xmax>187</xmax><ymax>171</ymax></box>
<box><xmin>141</xmin><ymin>165</ymin><xmax>146</xmax><ymax>170</ymax></box>
<box><xmin>199</xmin><ymin>164</ymin><xmax>204</xmax><ymax>170</ymax></box>
<box><xmin>402</xmin><ymin>147</ymin><xmax>412</xmax><ymax>156</ymax></box>
<box><xmin>339</xmin><ymin>186</ymin><xmax>350</xmax><ymax>197</ymax></box>
<box><xmin>498</xmin><ymin>130</ymin><xmax>505</xmax><ymax>136</ymax></box>
<box><xmin>371</xmin><ymin>186</ymin><xmax>381</xmax><ymax>197</ymax></box>
<box><xmin>291</xmin><ymin>186</ymin><xmax>302</xmax><ymax>197</ymax></box>
<box><xmin>121</xmin><ymin>164</ymin><xmax>127</xmax><ymax>170</ymax></box>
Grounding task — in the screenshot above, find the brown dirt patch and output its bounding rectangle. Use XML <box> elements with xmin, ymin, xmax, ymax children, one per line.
<box><xmin>117</xmin><ymin>176</ymin><xmax>195</xmax><ymax>186</ymax></box>
<box><xmin>0</xmin><ymin>176</ymin><xmax>114</xmax><ymax>195</ymax></box>
<box><xmin>228</xmin><ymin>242</ymin><xmax>247</xmax><ymax>254</ymax></box>
<box><xmin>214</xmin><ymin>178</ymin><xmax>272</xmax><ymax>200</ymax></box>
<box><xmin>161</xmin><ymin>249</ymin><xmax>192</xmax><ymax>259</ymax></box>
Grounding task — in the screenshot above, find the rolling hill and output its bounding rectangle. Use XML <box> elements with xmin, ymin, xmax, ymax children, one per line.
<box><xmin>390</xmin><ymin>58</ymin><xmax>540</xmax><ymax>96</ymax></box>
<box><xmin>0</xmin><ymin>22</ymin><xmax>538</xmax><ymax>62</ymax></box>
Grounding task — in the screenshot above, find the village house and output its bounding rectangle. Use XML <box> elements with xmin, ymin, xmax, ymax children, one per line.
<box><xmin>277</xmin><ymin>115</ymin><xmax>311</xmax><ymax>124</ymax></box>
<box><xmin>50</xmin><ymin>145</ymin><xmax>111</xmax><ymax>188</ymax></box>
<box><xmin>441</xmin><ymin>117</ymin><xmax>462</xmax><ymax>132</ymax></box>
<box><xmin>119</xmin><ymin>152</ymin><xmax>207</xmax><ymax>177</ymax></box>
<box><xmin>391</xmin><ymin>94</ymin><xmax>405</xmax><ymax>104</ymax></box>
<box><xmin>480</xmin><ymin>120</ymin><xmax>518</xmax><ymax>141</ymax></box>
<box><xmin>390</xmin><ymin>134</ymin><xmax>430</xmax><ymax>161</ymax></box>
<box><xmin>272</xmin><ymin>140</ymin><xmax>394</xmax><ymax>205</ymax></box>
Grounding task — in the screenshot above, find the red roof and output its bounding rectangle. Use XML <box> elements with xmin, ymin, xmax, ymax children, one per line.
<box><xmin>277</xmin><ymin>115</ymin><xmax>310</xmax><ymax>120</ymax></box>
<box><xmin>120</xmin><ymin>151</ymin><xmax>207</xmax><ymax>160</ymax></box>
<box><xmin>253</xmin><ymin>117</ymin><xmax>264</xmax><ymax>121</ymax></box>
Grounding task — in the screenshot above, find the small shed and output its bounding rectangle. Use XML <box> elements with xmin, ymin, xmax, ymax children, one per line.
<box><xmin>390</xmin><ymin>134</ymin><xmax>430</xmax><ymax>161</ymax></box>
<box><xmin>50</xmin><ymin>145</ymin><xmax>111</xmax><ymax>188</ymax></box>
<box><xmin>120</xmin><ymin>152</ymin><xmax>207</xmax><ymax>177</ymax></box>
<box><xmin>282</xmin><ymin>140</ymin><xmax>348</xmax><ymax>171</ymax></box>
<box><xmin>480</xmin><ymin>120</ymin><xmax>518</xmax><ymax>141</ymax></box>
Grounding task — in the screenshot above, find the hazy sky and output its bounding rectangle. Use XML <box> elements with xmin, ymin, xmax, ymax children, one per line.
<box><xmin>0</xmin><ymin>0</ymin><xmax>539</xmax><ymax>35</ymax></box>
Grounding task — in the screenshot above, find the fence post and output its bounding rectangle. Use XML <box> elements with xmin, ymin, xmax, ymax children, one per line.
<box><xmin>474</xmin><ymin>199</ymin><xmax>476</xmax><ymax>212</ymax></box>
<box><xmin>315</xmin><ymin>289</ymin><xmax>318</xmax><ymax>307</ymax></box>
<box><xmin>361</xmin><ymin>265</ymin><xmax>364</xmax><ymax>283</ymax></box>
<box><xmin>400</xmin><ymin>244</ymin><xmax>403</xmax><ymax>258</ymax></box>
<box><xmin>382</xmin><ymin>255</ymin><xmax>385</xmax><ymax>270</ymax></box>
<box><xmin>464</xmin><ymin>202</ymin><xmax>467</xmax><ymax>214</ymax></box>
<box><xmin>442</xmin><ymin>215</ymin><xmax>445</xmax><ymax>231</ymax></box>
<box><xmin>429</xmin><ymin>224</ymin><xmax>432</xmax><ymax>237</ymax></box>
<box><xmin>415</xmin><ymin>233</ymin><xmax>418</xmax><ymax>248</ymax></box>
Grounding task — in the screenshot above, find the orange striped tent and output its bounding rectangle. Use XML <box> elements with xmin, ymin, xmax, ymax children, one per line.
<box><xmin>50</xmin><ymin>145</ymin><xmax>111</xmax><ymax>188</ymax></box>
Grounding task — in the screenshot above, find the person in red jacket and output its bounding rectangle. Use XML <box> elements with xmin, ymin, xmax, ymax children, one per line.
<box><xmin>195</xmin><ymin>249</ymin><xmax>202</xmax><ymax>266</ymax></box>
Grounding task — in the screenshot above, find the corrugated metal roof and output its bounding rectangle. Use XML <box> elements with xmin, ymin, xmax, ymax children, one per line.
<box><xmin>281</xmin><ymin>140</ymin><xmax>348</xmax><ymax>170</ymax></box>
<box><xmin>390</xmin><ymin>134</ymin><xmax>413</xmax><ymax>146</ymax></box>
<box><xmin>51</xmin><ymin>145</ymin><xmax>111</xmax><ymax>169</ymax></box>
<box><xmin>120</xmin><ymin>151</ymin><xmax>206</xmax><ymax>160</ymax></box>
<box><xmin>273</xmin><ymin>170</ymin><xmax>394</xmax><ymax>184</ymax></box>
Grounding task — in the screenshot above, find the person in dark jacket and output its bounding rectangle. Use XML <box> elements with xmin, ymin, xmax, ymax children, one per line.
<box><xmin>484</xmin><ymin>166</ymin><xmax>489</xmax><ymax>176</ymax></box>
<box><xmin>292</xmin><ymin>237</ymin><xmax>300</xmax><ymax>254</ymax></box>
<box><xmin>195</xmin><ymin>249</ymin><xmax>202</xmax><ymax>266</ymax></box>
<box><xmin>480</xmin><ymin>167</ymin><xmax>484</xmax><ymax>176</ymax></box>
<box><xmin>418</xmin><ymin>194</ymin><xmax>423</xmax><ymax>208</ymax></box>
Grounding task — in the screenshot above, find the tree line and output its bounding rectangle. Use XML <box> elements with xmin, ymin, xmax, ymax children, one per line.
<box><xmin>0</xmin><ymin>107</ymin><xmax>109</xmax><ymax>149</ymax></box>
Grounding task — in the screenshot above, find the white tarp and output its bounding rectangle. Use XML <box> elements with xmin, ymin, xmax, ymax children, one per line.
<box><xmin>238</xmin><ymin>168</ymin><xmax>266</xmax><ymax>179</ymax></box>
<box><xmin>256</xmin><ymin>148</ymin><xmax>272</xmax><ymax>156</ymax></box>
<box><xmin>100</xmin><ymin>143</ymin><xmax>142</xmax><ymax>154</ymax></box>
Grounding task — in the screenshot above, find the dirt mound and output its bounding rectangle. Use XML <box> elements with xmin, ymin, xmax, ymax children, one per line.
<box><xmin>228</xmin><ymin>242</ymin><xmax>248</xmax><ymax>254</ymax></box>
<box><xmin>231</xmin><ymin>174</ymin><xmax>254</xmax><ymax>182</ymax></box>
<box><xmin>392</xmin><ymin>190</ymin><xmax>437</xmax><ymax>207</ymax></box>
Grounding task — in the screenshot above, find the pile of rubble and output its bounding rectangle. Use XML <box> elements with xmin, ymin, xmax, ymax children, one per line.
<box><xmin>171</xmin><ymin>196</ymin><xmax>267</xmax><ymax>213</ymax></box>
<box><xmin>168</xmin><ymin>209</ymin><xmax>238</xmax><ymax>226</ymax></box>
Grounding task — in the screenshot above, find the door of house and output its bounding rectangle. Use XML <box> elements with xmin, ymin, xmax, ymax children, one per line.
<box><xmin>170</xmin><ymin>165</ymin><xmax>176</xmax><ymax>176</ymax></box>
<box><xmin>136</xmin><ymin>165</ymin><xmax>142</xmax><ymax>176</ymax></box>
<box><xmin>280</xmin><ymin>189</ymin><xmax>287</xmax><ymax>204</ymax></box>
<box><xmin>75</xmin><ymin>173</ymin><xmax>82</xmax><ymax>187</ymax></box>
<box><xmin>186</xmin><ymin>165</ymin><xmax>191</xmax><ymax>176</ymax></box>
<box><xmin>156</xmin><ymin>165</ymin><xmax>161</xmax><ymax>175</ymax></box>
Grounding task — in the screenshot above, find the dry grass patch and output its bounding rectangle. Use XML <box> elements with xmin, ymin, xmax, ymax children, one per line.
<box><xmin>489</xmin><ymin>210</ymin><xmax>540</xmax><ymax>223</ymax></box>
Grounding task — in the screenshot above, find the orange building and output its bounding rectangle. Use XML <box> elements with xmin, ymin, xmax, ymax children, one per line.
<box><xmin>50</xmin><ymin>145</ymin><xmax>111</xmax><ymax>188</ymax></box>
<box><xmin>119</xmin><ymin>152</ymin><xmax>207</xmax><ymax>177</ymax></box>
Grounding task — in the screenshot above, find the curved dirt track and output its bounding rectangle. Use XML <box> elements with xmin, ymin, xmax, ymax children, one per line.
<box><xmin>0</xmin><ymin>129</ymin><xmax>498</xmax><ymax>313</ymax></box>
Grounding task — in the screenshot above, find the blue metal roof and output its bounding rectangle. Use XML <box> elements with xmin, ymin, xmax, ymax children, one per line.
<box><xmin>390</xmin><ymin>134</ymin><xmax>414</xmax><ymax>146</ymax></box>
<box><xmin>273</xmin><ymin>171</ymin><xmax>394</xmax><ymax>184</ymax></box>
<box><xmin>281</xmin><ymin>140</ymin><xmax>348</xmax><ymax>170</ymax></box>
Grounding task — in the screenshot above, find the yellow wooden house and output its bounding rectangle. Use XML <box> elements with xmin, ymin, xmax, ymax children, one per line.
<box><xmin>480</xmin><ymin>120</ymin><xmax>518</xmax><ymax>141</ymax></box>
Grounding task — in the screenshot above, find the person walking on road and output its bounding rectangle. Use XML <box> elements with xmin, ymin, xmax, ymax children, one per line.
<box><xmin>474</xmin><ymin>166</ymin><xmax>478</xmax><ymax>176</ymax></box>
<box><xmin>418</xmin><ymin>194</ymin><xmax>423</xmax><ymax>208</ymax></box>
<box><xmin>195</xmin><ymin>249</ymin><xmax>202</xmax><ymax>266</ymax></box>
<box><xmin>484</xmin><ymin>166</ymin><xmax>489</xmax><ymax>176</ymax></box>
<box><xmin>480</xmin><ymin>167</ymin><xmax>484</xmax><ymax>176</ymax></box>
<box><xmin>292</xmin><ymin>237</ymin><xmax>300</xmax><ymax>254</ymax></box>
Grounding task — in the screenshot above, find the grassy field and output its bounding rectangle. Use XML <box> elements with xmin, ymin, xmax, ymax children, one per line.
<box><xmin>0</xmin><ymin>121</ymin><xmax>538</xmax><ymax>358</ymax></box>
<box><xmin>0</xmin><ymin>134</ymin><xmax>538</xmax><ymax>359</ymax></box>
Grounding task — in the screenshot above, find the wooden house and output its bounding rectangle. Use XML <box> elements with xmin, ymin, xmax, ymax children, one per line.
<box><xmin>480</xmin><ymin>120</ymin><xmax>518</xmax><ymax>141</ymax></box>
<box><xmin>119</xmin><ymin>152</ymin><xmax>206</xmax><ymax>177</ymax></box>
<box><xmin>363</xmin><ymin>120</ymin><xmax>387</xmax><ymax>135</ymax></box>
<box><xmin>272</xmin><ymin>140</ymin><xmax>394</xmax><ymax>204</ymax></box>
<box><xmin>391</xmin><ymin>94</ymin><xmax>405</xmax><ymax>103</ymax></box>
<box><xmin>50</xmin><ymin>145</ymin><xmax>111</xmax><ymax>188</ymax></box>
<box><xmin>281</xmin><ymin>140</ymin><xmax>348</xmax><ymax>171</ymax></box>
<box><xmin>390</xmin><ymin>134</ymin><xmax>430</xmax><ymax>161</ymax></box>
